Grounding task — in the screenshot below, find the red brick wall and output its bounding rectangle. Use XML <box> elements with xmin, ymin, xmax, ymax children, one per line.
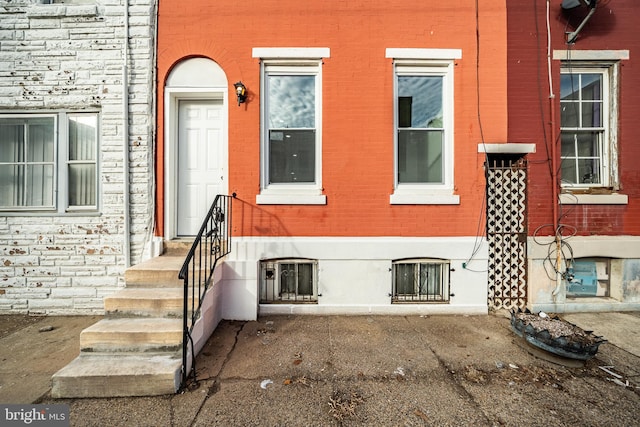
<box><xmin>157</xmin><ymin>1</ymin><xmax>508</xmax><ymax>237</ymax></box>
<box><xmin>508</xmin><ymin>0</ymin><xmax>640</xmax><ymax>236</ymax></box>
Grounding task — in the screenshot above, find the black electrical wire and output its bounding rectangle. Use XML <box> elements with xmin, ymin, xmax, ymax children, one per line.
<box><xmin>462</xmin><ymin>0</ymin><xmax>488</xmax><ymax>271</ymax></box>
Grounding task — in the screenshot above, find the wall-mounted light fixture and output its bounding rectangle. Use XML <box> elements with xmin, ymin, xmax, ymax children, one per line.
<box><xmin>234</xmin><ymin>81</ymin><xmax>247</xmax><ymax>106</ymax></box>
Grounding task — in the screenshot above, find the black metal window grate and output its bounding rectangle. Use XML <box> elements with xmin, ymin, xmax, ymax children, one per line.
<box><xmin>260</xmin><ymin>259</ymin><xmax>318</xmax><ymax>303</ymax></box>
<box><xmin>392</xmin><ymin>259</ymin><xmax>450</xmax><ymax>303</ymax></box>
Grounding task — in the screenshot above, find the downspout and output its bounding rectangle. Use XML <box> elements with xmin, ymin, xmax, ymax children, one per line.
<box><xmin>547</xmin><ymin>1</ymin><xmax>562</xmax><ymax>298</ymax></box>
<box><xmin>122</xmin><ymin>0</ymin><xmax>131</xmax><ymax>268</ymax></box>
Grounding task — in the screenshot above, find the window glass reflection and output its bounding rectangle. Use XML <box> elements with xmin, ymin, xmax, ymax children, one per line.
<box><xmin>398</xmin><ymin>76</ymin><xmax>443</xmax><ymax>128</ymax></box>
<box><xmin>268</xmin><ymin>75</ymin><xmax>315</xmax><ymax>129</ymax></box>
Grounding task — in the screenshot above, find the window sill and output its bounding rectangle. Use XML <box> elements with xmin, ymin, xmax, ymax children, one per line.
<box><xmin>559</xmin><ymin>193</ymin><xmax>628</xmax><ymax>205</ymax></box>
<box><xmin>0</xmin><ymin>210</ymin><xmax>100</xmax><ymax>217</ymax></box>
<box><xmin>390</xmin><ymin>191</ymin><xmax>460</xmax><ymax>205</ymax></box>
<box><xmin>256</xmin><ymin>192</ymin><xmax>326</xmax><ymax>205</ymax></box>
<box><xmin>391</xmin><ymin>301</ymin><xmax>450</xmax><ymax>304</ymax></box>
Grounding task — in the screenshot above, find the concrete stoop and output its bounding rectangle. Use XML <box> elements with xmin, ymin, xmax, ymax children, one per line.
<box><xmin>52</xmin><ymin>242</ymin><xmax>193</xmax><ymax>398</ymax></box>
<box><xmin>51</xmin><ymin>354</ymin><xmax>182</xmax><ymax>398</ymax></box>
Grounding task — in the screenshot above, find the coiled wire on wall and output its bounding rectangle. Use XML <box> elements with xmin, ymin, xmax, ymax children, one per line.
<box><xmin>533</xmin><ymin>223</ymin><xmax>577</xmax><ymax>282</ymax></box>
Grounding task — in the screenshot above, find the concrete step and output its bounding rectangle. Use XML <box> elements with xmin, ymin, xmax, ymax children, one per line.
<box><xmin>80</xmin><ymin>318</ymin><xmax>183</xmax><ymax>353</ymax></box>
<box><xmin>48</xmin><ymin>242</ymin><xmax>228</xmax><ymax>399</ymax></box>
<box><xmin>51</xmin><ymin>353</ymin><xmax>182</xmax><ymax>398</ymax></box>
<box><xmin>124</xmin><ymin>255</ymin><xmax>214</xmax><ymax>288</ymax></box>
<box><xmin>163</xmin><ymin>239</ymin><xmax>193</xmax><ymax>256</ymax></box>
<box><xmin>124</xmin><ymin>256</ymin><xmax>185</xmax><ymax>287</ymax></box>
<box><xmin>104</xmin><ymin>287</ymin><xmax>185</xmax><ymax>318</ymax></box>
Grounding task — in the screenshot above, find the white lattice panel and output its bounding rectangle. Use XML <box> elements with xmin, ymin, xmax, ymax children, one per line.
<box><xmin>487</xmin><ymin>161</ymin><xmax>527</xmax><ymax>310</ymax></box>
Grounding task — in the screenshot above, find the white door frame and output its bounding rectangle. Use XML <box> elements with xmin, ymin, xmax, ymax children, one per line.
<box><xmin>164</xmin><ymin>87</ymin><xmax>228</xmax><ymax>240</ymax></box>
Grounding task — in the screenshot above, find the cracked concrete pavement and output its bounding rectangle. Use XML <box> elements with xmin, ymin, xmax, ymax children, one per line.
<box><xmin>2</xmin><ymin>312</ymin><xmax>639</xmax><ymax>426</ymax></box>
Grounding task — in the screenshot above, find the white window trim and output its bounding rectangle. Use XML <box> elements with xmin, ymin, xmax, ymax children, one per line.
<box><xmin>556</xmin><ymin>50</ymin><xmax>629</xmax><ymax>205</ymax></box>
<box><xmin>560</xmin><ymin>62</ymin><xmax>621</xmax><ymax>192</ymax></box>
<box><xmin>252</xmin><ymin>47</ymin><xmax>330</xmax><ymax>59</ymax></box>
<box><xmin>560</xmin><ymin>66</ymin><xmax>611</xmax><ymax>188</ymax></box>
<box><xmin>254</xmin><ymin>49</ymin><xmax>329</xmax><ymax>205</ymax></box>
<box><xmin>388</xmin><ymin>50</ymin><xmax>460</xmax><ymax>205</ymax></box>
<box><xmin>0</xmin><ymin>112</ymin><xmax>100</xmax><ymax>215</ymax></box>
<box><xmin>478</xmin><ymin>143</ymin><xmax>536</xmax><ymax>154</ymax></box>
<box><xmin>386</xmin><ymin>48</ymin><xmax>462</xmax><ymax>61</ymax></box>
<box><xmin>553</xmin><ymin>50</ymin><xmax>629</xmax><ymax>61</ymax></box>
<box><xmin>559</xmin><ymin>193</ymin><xmax>628</xmax><ymax>205</ymax></box>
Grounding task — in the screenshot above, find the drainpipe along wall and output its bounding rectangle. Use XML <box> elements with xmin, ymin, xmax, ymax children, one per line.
<box><xmin>547</xmin><ymin>0</ymin><xmax>562</xmax><ymax>298</ymax></box>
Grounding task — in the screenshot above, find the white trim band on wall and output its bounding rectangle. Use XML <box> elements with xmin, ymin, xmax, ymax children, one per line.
<box><xmin>386</xmin><ymin>48</ymin><xmax>462</xmax><ymax>60</ymax></box>
<box><xmin>252</xmin><ymin>47</ymin><xmax>330</xmax><ymax>59</ymax></box>
<box><xmin>552</xmin><ymin>50</ymin><xmax>629</xmax><ymax>61</ymax></box>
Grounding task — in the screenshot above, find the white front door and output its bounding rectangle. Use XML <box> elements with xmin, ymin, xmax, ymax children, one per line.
<box><xmin>177</xmin><ymin>99</ymin><xmax>225</xmax><ymax>236</ymax></box>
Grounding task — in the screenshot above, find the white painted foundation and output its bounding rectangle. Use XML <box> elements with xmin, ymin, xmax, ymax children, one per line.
<box><xmin>185</xmin><ymin>263</ymin><xmax>225</xmax><ymax>374</ymax></box>
<box><xmin>527</xmin><ymin>236</ymin><xmax>640</xmax><ymax>313</ymax></box>
<box><xmin>218</xmin><ymin>237</ymin><xmax>489</xmax><ymax>320</ymax></box>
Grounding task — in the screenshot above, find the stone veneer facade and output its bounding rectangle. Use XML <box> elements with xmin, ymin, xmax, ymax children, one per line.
<box><xmin>0</xmin><ymin>0</ymin><xmax>156</xmax><ymax>314</ymax></box>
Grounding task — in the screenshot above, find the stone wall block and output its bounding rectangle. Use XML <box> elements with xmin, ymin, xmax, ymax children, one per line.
<box><xmin>0</xmin><ymin>0</ymin><xmax>156</xmax><ymax>314</ymax></box>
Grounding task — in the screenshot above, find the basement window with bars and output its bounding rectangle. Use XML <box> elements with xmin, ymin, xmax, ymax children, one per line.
<box><xmin>260</xmin><ymin>259</ymin><xmax>318</xmax><ymax>303</ymax></box>
<box><xmin>392</xmin><ymin>259</ymin><xmax>450</xmax><ymax>303</ymax></box>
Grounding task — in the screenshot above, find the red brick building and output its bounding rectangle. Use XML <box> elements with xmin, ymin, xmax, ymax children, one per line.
<box><xmin>508</xmin><ymin>0</ymin><xmax>640</xmax><ymax>312</ymax></box>
<box><xmin>156</xmin><ymin>1</ymin><xmax>509</xmax><ymax>319</ymax></box>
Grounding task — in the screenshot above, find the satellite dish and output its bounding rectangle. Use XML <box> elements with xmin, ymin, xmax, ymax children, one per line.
<box><xmin>561</xmin><ymin>0</ymin><xmax>582</xmax><ymax>8</ymax></box>
<box><xmin>562</xmin><ymin>0</ymin><xmax>599</xmax><ymax>43</ymax></box>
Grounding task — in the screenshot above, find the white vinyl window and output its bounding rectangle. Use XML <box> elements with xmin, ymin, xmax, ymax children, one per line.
<box><xmin>254</xmin><ymin>48</ymin><xmax>328</xmax><ymax>205</ymax></box>
<box><xmin>392</xmin><ymin>259</ymin><xmax>450</xmax><ymax>303</ymax></box>
<box><xmin>560</xmin><ymin>67</ymin><xmax>611</xmax><ymax>188</ymax></box>
<box><xmin>387</xmin><ymin>49</ymin><xmax>460</xmax><ymax>205</ymax></box>
<box><xmin>397</xmin><ymin>72</ymin><xmax>445</xmax><ymax>185</ymax></box>
<box><xmin>266</xmin><ymin>67</ymin><xmax>318</xmax><ymax>185</ymax></box>
<box><xmin>260</xmin><ymin>259</ymin><xmax>318</xmax><ymax>303</ymax></box>
<box><xmin>0</xmin><ymin>113</ymin><xmax>98</xmax><ymax>212</ymax></box>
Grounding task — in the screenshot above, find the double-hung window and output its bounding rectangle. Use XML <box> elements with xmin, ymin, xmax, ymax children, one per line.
<box><xmin>387</xmin><ymin>49</ymin><xmax>461</xmax><ymax>205</ymax></box>
<box><xmin>560</xmin><ymin>68</ymin><xmax>609</xmax><ymax>187</ymax></box>
<box><xmin>554</xmin><ymin>50</ymin><xmax>629</xmax><ymax>204</ymax></box>
<box><xmin>0</xmin><ymin>113</ymin><xmax>98</xmax><ymax>213</ymax></box>
<box><xmin>253</xmin><ymin>48</ymin><xmax>329</xmax><ymax>205</ymax></box>
<box><xmin>397</xmin><ymin>72</ymin><xmax>445</xmax><ymax>184</ymax></box>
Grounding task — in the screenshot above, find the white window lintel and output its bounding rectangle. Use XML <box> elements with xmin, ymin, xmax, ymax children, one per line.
<box><xmin>256</xmin><ymin>194</ymin><xmax>327</xmax><ymax>205</ymax></box>
<box><xmin>252</xmin><ymin>47</ymin><xmax>330</xmax><ymax>59</ymax></box>
<box><xmin>553</xmin><ymin>50</ymin><xmax>629</xmax><ymax>61</ymax></box>
<box><xmin>559</xmin><ymin>193</ymin><xmax>628</xmax><ymax>205</ymax></box>
<box><xmin>478</xmin><ymin>143</ymin><xmax>536</xmax><ymax>154</ymax></box>
<box><xmin>390</xmin><ymin>191</ymin><xmax>460</xmax><ymax>205</ymax></box>
<box><xmin>386</xmin><ymin>48</ymin><xmax>462</xmax><ymax>60</ymax></box>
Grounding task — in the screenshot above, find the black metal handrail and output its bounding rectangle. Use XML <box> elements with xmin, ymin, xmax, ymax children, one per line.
<box><xmin>179</xmin><ymin>194</ymin><xmax>234</xmax><ymax>388</ymax></box>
